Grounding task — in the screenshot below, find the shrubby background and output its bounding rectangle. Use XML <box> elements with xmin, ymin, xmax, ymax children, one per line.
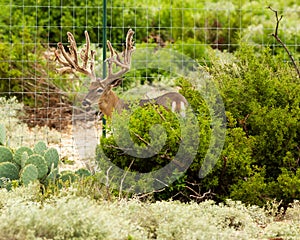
<box><xmin>0</xmin><ymin>0</ymin><xmax>299</xmax><ymax>238</ymax></box>
<box><xmin>1</xmin><ymin>0</ymin><xmax>299</xmax><ymax>102</ymax></box>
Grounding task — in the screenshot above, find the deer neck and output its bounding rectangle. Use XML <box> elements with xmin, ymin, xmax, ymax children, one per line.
<box><xmin>98</xmin><ymin>90</ymin><xmax>125</xmax><ymax>118</ymax></box>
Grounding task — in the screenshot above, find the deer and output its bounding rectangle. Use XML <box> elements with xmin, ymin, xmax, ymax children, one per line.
<box><xmin>55</xmin><ymin>29</ymin><xmax>188</xmax><ymax>119</ymax></box>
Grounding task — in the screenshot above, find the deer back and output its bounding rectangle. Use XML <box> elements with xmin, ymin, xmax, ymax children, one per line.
<box><xmin>139</xmin><ymin>92</ymin><xmax>188</xmax><ymax>114</ymax></box>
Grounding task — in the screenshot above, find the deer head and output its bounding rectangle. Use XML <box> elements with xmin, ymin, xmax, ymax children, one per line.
<box><xmin>55</xmin><ymin>29</ymin><xmax>135</xmax><ymax>115</ymax></box>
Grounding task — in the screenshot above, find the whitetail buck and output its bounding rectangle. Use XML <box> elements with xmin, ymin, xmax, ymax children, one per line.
<box><xmin>55</xmin><ymin>29</ymin><xmax>188</xmax><ymax>118</ymax></box>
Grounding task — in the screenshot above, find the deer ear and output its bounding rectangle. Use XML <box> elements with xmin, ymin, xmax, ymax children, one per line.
<box><xmin>110</xmin><ymin>78</ymin><xmax>123</xmax><ymax>88</ymax></box>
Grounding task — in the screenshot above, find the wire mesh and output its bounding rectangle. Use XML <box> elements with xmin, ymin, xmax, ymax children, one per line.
<box><xmin>0</xmin><ymin>0</ymin><xmax>299</xmax><ymax>169</ymax></box>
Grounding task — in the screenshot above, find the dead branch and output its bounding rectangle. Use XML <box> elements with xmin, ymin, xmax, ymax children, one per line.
<box><xmin>119</xmin><ymin>159</ymin><xmax>135</xmax><ymax>199</ymax></box>
<box><xmin>132</xmin><ymin>132</ymin><xmax>150</xmax><ymax>146</ymax></box>
<box><xmin>189</xmin><ymin>189</ymin><xmax>215</xmax><ymax>201</ymax></box>
<box><xmin>268</xmin><ymin>6</ymin><xmax>300</xmax><ymax>78</ymax></box>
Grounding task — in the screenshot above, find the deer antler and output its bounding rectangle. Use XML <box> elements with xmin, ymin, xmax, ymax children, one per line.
<box><xmin>101</xmin><ymin>29</ymin><xmax>135</xmax><ymax>87</ymax></box>
<box><xmin>55</xmin><ymin>29</ymin><xmax>135</xmax><ymax>88</ymax></box>
<box><xmin>55</xmin><ymin>31</ymin><xmax>96</xmax><ymax>81</ymax></box>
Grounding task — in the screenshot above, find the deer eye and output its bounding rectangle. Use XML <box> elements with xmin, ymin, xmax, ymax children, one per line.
<box><xmin>96</xmin><ymin>88</ymin><xmax>103</xmax><ymax>94</ymax></box>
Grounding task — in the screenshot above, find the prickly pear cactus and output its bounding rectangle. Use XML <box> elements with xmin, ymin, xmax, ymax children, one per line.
<box><xmin>59</xmin><ymin>171</ymin><xmax>77</xmax><ymax>183</ymax></box>
<box><xmin>13</xmin><ymin>146</ymin><xmax>33</xmax><ymax>167</ymax></box>
<box><xmin>33</xmin><ymin>141</ymin><xmax>47</xmax><ymax>156</ymax></box>
<box><xmin>75</xmin><ymin>168</ymin><xmax>91</xmax><ymax>177</ymax></box>
<box><xmin>25</xmin><ymin>154</ymin><xmax>48</xmax><ymax>179</ymax></box>
<box><xmin>0</xmin><ymin>162</ymin><xmax>19</xmax><ymax>186</ymax></box>
<box><xmin>21</xmin><ymin>152</ymin><xmax>29</xmax><ymax>169</ymax></box>
<box><xmin>0</xmin><ymin>124</ymin><xmax>6</xmax><ymax>146</ymax></box>
<box><xmin>44</xmin><ymin>148</ymin><xmax>59</xmax><ymax>169</ymax></box>
<box><xmin>20</xmin><ymin>164</ymin><xmax>38</xmax><ymax>186</ymax></box>
<box><xmin>0</xmin><ymin>146</ymin><xmax>13</xmax><ymax>163</ymax></box>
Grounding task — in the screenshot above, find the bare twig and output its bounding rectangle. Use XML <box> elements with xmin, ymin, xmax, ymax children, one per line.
<box><xmin>119</xmin><ymin>159</ymin><xmax>135</xmax><ymax>199</ymax></box>
<box><xmin>132</xmin><ymin>132</ymin><xmax>150</xmax><ymax>146</ymax></box>
<box><xmin>135</xmin><ymin>187</ymin><xmax>165</xmax><ymax>200</ymax></box>
<box><xmin>268</xmin><ymin>6</ymin><xmax>300</xmax><ymax>78</ymax></box>
<box><xmin>105</xmin><ymin>166</ymin><xmax>113</xmax><ymax>201</ymax></box>
<box><xmin>189</xmin><ymin>189</ymin><xmax>216</xmax><ymax>201</ymax></box>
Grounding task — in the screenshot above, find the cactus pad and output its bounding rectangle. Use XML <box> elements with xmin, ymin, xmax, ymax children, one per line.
<box><xmin>44</xmin><ymin>148</ymin><xmax>59</xmax><ymax>170</ymax></box>
<box><xmin>20</xmin><ymin>164</ymin><xmax>38</xmax><ymax>186</ymax></box>
<box><xmin>0</xmin><ymin>146</ymin><xmax>13</xmax><ymax>163</ymax></box>
<box><xmin>13</xmin><ymin>146</ymin><xmax>33</xmax><ymax>167</ymax></box>
<box><xmin>75</xmin><ymin>168</ymin><xmax>91</xmax><ymax>177</ymax></box>
<box><xmin>59</xmin><ymin>171</ymin><xmax>77</xmax><ymax>183</ymax></box>
<box><xmin>21</xmin><ymin>152</ymin><xmax>29</xmax><ymax>169</ymax></box>
<box><xmin>0</xmin><ymin>162</ymin><xmax>19</xmax><ymax>186</ymax></box>
<box><xmin>33</xmin><ymin>141</ymin><xmax>47</xmax><ymax>155</ymax></box>
<box><xmin>25</xmin><ymin>154</ymin><xmax>48</xmax><ymax>179</ymax></box>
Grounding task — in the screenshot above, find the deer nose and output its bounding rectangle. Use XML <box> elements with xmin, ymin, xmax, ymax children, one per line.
<box><xmin>82</xmin><ymin>99</ymin><xmax>92</xmax><ymax>107</ymax></box>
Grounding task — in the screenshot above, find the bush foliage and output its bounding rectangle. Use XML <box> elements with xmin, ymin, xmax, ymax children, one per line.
<box><xmin>98</xmin><ymin>43</ymin><xmax>300</xmax><ymax>207</ymax></box>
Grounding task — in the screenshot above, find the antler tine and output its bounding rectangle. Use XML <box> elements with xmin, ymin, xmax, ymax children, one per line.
<box><xmin>89</xmin><ymin>50</ymin><xmax>96</xmax><ymax>81</ymax></box>
<box><xmin>67</xmin><ymin>32</ymin><xmax>78</xmax><ymax>66</ymax></box>
<box><xmin>57</xmin><ymin>41</ymin><xmax>76</xmax><ymax>69</ymax></box>
<box><xmin>101</xmin><ymin>29</ymin><xmax>135</xmax><ymax>87</ymax></box>
<box><xmin>55</xmin><ymin>31</ymin><xmax>97</xmax><ymax>81</ymax></box>
<box><xmin>81</xmin><ymin>31</ymin><xmax>90</xmax><ymax>69</ymax></box>
<box><xmin>124</xmin><ymin>28</ymin><xmax>135</xmax><ymax>64</ymax></box>
<box><xmin>54</xmin><ymin>48</ymin><xmax>71</xmax><ymax>67</ymax></box>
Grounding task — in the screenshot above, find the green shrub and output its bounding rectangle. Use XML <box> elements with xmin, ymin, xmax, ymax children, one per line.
<box><xmin>97</xmin><ymin>43</ymin><xmax>299</xmax><ymax>207</ymax></box>
<box><xmin>210</xmin><ymin>44</ymin><xmax>300</xmax><ymax>206</ymax></box>
<box><xmin>96</xmin><ymin>99</ymin><xmax>203</xmax><ymax>195</ymax></box>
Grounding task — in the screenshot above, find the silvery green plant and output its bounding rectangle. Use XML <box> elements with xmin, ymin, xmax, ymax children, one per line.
<box><xmin>0</xmin><ymin>124</ymin><xmax>6</xmax><ymax>146</ymax></box>
<box><xmin>0</xmin><ymin>97</ymin><xmax>61</xmax><ymax>148</ymax></box>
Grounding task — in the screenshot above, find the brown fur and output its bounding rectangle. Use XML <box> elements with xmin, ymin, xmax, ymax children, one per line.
<box><xmin>97</xmin><ymin>88</ymin><xmax>187</xmax><ymax>118</ymax></box>
<box><xmin>98</xmin><ymin>88</ymin><xmax>121</xmax><ymax>118</ymax></box>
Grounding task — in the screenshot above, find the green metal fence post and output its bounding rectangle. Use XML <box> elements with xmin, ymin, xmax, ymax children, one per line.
<box><xmin>102</xmin><ymin>0</ymin><xmax>107</xmax><ymax>138</ymax></box>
